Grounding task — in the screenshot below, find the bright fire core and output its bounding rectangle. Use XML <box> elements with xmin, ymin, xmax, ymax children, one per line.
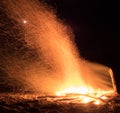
<box><xmin>55</xmin><ymin>86</ymin><xmax>114</xmax><ymax>105</ymax></box>
<box><xmin>54</xmin><ymin>62</ymin><xmax>117</xmax><ymax>105</ymax></box>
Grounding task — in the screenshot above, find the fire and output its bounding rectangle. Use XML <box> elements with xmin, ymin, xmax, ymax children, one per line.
<box><xmin>94</xmin><ymin>100</ymin><xmax>101</xmax><ymax>105</ymax></box>
<box><xmin>55</xmin><ymin>86</ymin><xmax>115</xmax><ymax>105</ymax></box>
<box><xmin>56</xmin><ymin>86</ymin><xmax>93</xmax><ymax>96</ymax></box>
<box><xmin>54</xmin><ymin>62</ymin><xmax>117</xmax><ymax>105</ymax></box>
<box><xmin>1</xmin><ymin>0</ymin><xmax>117</xmax><ymax>102</ymax></box>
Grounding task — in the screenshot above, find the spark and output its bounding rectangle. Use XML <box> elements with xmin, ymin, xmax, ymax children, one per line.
<box><xmin>23</xmin><ymin>20</ymin><xmax>27</xmax><ymax>24</ymax></box>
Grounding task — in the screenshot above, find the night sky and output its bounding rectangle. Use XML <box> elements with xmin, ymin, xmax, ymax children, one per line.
<box><xmin>42</xmin><ymin>0</ymin><xmax>120</xmax><ymax>93</ymax></box>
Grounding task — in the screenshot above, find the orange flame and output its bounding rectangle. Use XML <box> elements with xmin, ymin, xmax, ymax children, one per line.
<box><xmin>1</xmin><ymin>0</ymin><xmax>117</xmax><ymax>101</ymax></box>
<box><xmin>55</xmin><ymin>62</ymin><xmax>117</xmax><ymax>105</ymax></box>
<box><xmin>55</xmin><ymin>86</ymin><xmax>114</xmax><ymax>104</ymax></box>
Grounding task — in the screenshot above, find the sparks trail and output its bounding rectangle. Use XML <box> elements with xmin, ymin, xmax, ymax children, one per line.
<box><xmin>0</xmin><ymin>0</ymin><xmax>117</xmax><ymax>104</ymax></box>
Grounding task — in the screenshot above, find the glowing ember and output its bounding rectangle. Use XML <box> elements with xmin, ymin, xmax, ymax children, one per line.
<box><xmin>23</xmin><ymin>20</ymin><xmax>27</xmax><ymax>24</ymax></box>
<box><xmin>55</xmin><ymin>86</ymin><xmax>115</xmax><ymax>104</ymax></box>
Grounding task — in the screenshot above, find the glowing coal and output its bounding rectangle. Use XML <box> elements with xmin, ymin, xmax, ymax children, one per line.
<box><xmin>0</xmin><ymin>0</ymin><xmax>117</xmax><ymax>103</ymax></box>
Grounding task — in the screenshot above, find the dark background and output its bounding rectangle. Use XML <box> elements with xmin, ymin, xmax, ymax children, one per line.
<box><xmin>42</xmin><ymin>0</ymin><xmax>120</xmax><ymax>93</ymax></box>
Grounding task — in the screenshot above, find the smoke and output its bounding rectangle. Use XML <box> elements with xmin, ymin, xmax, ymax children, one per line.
<box><xmin>0</xmin><ymin>0</ymin><xmax>116</xmax><ymax>95</ymax></box>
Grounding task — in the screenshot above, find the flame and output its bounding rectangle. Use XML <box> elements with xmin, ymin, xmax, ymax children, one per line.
<box><xmin>94</xmin><ymin>100</ymin><xmax>101</xmax><ymax>105</ymax></box>
<box><xmin>54</xmin><ymin>62</ymin><xmax>117</xmax><ymax>105</ymax></box>
<box><xmin>55</xmin><ymin>86</ymin><xmax>115</xmax><ymax>105</ymax></box>
<box><xmin>0</xmin><ymin>0</ymin><xmax>117</xmax><ymax>100</ymax></box>
<box><xmin>56</xmin><ymin>86</ymin><xmax>92</xmax><ymax>96</ymax></box>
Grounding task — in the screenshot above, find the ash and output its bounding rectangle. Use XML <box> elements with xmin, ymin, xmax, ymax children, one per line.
<box><xmin>0</xmin><ymin>94</ymin><xmax>120</xmax><ymax>113</ymax></box>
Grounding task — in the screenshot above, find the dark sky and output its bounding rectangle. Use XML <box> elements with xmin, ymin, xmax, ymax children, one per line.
<box><xmin>42</xmin><ymin>0</ymin><xmax>120</xmax><ymax>92</ymax></box>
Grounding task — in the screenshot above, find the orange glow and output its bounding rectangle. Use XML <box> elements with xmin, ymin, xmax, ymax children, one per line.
<box><xmin>101</xmin><ymin>96</ymin><xmax>107</xmax><ymax>100</ymax></box>
<box><xmin>56</xmin><ymin>86</ymin><xmax>90</xmax><ymax>96</ymax></box>
<box><xmin>23</xmin><ymin>20</ymin><xmax>27</xmax><ymax>24</ymax></box>
<box><xmin>55</xmin><ymin>83</ymin><xmax>115</xmax><ymax>104</ymax></box>
<box><xmin>94</xmin><ymin>100</ymin><xmax>101</xmax><ymax>105</ymax></box>
<box><xmin>1</xmin><ymin>0</ymin><xmax>117</xmax><ymax>104</ymax></box>
<box><xmin>81</xmin><ymin>97</ymin><xmax>92</xmax><ymax>103</ymax></box>
<box><xmin>54</xmin><ymin>62</ymin><xmax>117</xmax><ymax>105</ymax></box>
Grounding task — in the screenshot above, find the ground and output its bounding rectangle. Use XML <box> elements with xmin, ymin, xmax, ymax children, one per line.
<box><xmin>0</xmin><ymin>94</ymin><xmax>120</xmax><ymax>113</ymax></box>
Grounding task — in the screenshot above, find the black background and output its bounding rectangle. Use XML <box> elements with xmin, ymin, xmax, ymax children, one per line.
<box><xmin>41</xmin><ymin>0</ymin><xmax>120</xmax><ymax>93</ymax></box>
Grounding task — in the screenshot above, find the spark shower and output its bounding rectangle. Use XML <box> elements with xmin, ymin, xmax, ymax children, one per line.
<box><xmin>0</xmin><ymin>0</ymin><xmax>116</xmax><ymax>98</ymax></box>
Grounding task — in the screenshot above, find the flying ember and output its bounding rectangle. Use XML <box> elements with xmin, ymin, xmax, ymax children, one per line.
<box><xmin>0</xmin><ymin>0</ymin><xmax>117</xmax><ymax>106</ymax></box>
